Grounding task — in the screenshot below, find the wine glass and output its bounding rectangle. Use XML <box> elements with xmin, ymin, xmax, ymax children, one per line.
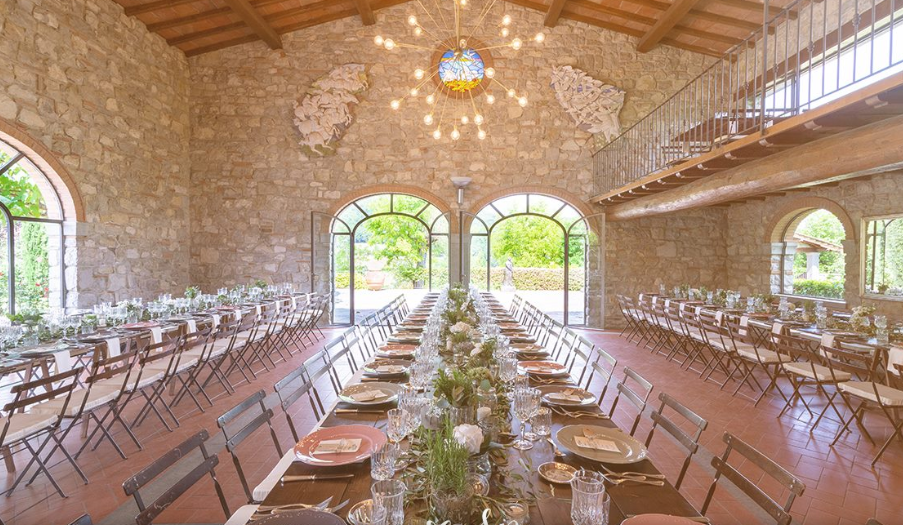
<box><xmin>500</xmin><ymin>356</ymin><xmax>518</xmax><ymax>399</ymax></box>
<box><xmin>570</xmin><ymin>471</ymin><xmax>609</xmax><ymax>525</ymax></box>
<box><xmin>512</xmin><ymin>388</ymin><xmax>540</xmax><ymax>451</ymax></box>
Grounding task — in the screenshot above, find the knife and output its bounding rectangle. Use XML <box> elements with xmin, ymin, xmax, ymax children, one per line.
<box><xmin>281</xmin><ymin>474</ymin><xmax>355</xmax><ymax>483</ymax></box>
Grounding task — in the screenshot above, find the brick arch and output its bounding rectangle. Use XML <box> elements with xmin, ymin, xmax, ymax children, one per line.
<box><xmin>327</xmin><ymin>184</ymin><xmax>453</xmax><ymax>217</ymax></box>
<box><xmin>0</xmin><ymin>120</ymin><xmax>84</xmax><ymax>222</ymax></box>
<box><xmin>467</xmin><ymin>185</ymin><xmax>597</xmax><ymax>219</ymax></box>
<box><xmin>765</xmin><ymin>196</ymin><xmax>856</xmax><ymax>243</ymax></box>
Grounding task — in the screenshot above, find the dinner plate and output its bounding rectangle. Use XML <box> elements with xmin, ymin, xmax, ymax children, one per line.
<box><xmin>537</xmin><ymin>385</ymin><xmax>596</xmax><ymax>406</ymax></box>
<box><xmin>387</xmin><ymin>336</ymin><xmax>420</xmax><ymax>345</ymax></box>
<box><xmin>519</xmin><ymin>360</ymin><xmax>568</xmax><ymax>377</ymax></box>
<box><xmin>363</xmin><ymin>359</ymin><xmax>410</xmax><ymax>377</ymax></box>
<box><xmin>556</xmin><ymin>424</ymin><xmax>648</xmax><ymax>464</ymax></box>
<box><xmin>376</xmin><ymin>345</ymin><xmax>417</xmax><ymax>358</ymax></box>
<box><xmin>339</xmin><ymin>382</ymin><xmax>401</xmax><ymax>405</ymax></box>
<box><xmin>294</xmin><ymin>425</ymin><xmax>387</xmax><ymax>466</ymax></box>
<box><xmin>121</xmin><ymin>321</ymin><xmax>161</xmax><ymax>330</ymax></box>
<box><xmin>621</xmin><ymin>514</ymin><xmax>703</xmax><ymax>525</ymax></box>
<box><xmin>254</xmin><ymin>509</ymin><xmax>346</xmax><ymax>524</ymax></box>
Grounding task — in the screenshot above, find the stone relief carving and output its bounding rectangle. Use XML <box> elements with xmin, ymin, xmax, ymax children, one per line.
<box><xmin>550</xmin><ymin>65</ymin><xmax>625</xmax><ymax>142</ymax></box>
<box><xmin>293</xmin><ymin>64</ymin><xmax>369</xmax><ymax>156</ymax></box>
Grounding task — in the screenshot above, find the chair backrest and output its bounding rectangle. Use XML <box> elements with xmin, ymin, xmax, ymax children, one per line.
<box><xmin>645</xmin><ymin>393</ymin><xmax>708</xmax><ymax>489</ymax></box>
<box><xmin>216</xmin><ymin>390</ymin><xmax>282</xmax><ymax>502</ymax></box>
<box><xmin>584</xmin><ymin>347</ymin><xmax>618</xmax><ymax>404</ymax></box>
<box><xmin>122</xmin><ymin>429</ymin><xmax>230</xmax><ymax>525</ymax></box>
<box><xmin>819</xmin><ymin>344</ymin><xmax>878</xmax><ymax>384</ymax></box>
<box><xmin>567</xmin><ymin>336</ymin><xmax>596</xmax><ymax>385</ymax></box>
<box><xmin>67</xmin><ymin>515</ymin><xmax>93</xmax><ymax>525</ymax></box>
<box><xmin>304</xmin><ymin>349</ymin><xmax>340</xmax><ymax>395</ymax></box>
<box><xmin>610</xmin><ymin>367</ymin><xmax>654</xmax><ymax>436</ymax></box>
<box><xmin>274</xmin><ymin>364</ymin><xmax>319</xmax><ymax>441</ymax></box>
<box><xmin>702</xmin><ymin>432</ymin><xmax>805</xmax><ymax>525</ymax></box>
<box><xmin>134</xmin><ymin>339</ymin><xmax>181</xmax><ymax>386</ymax></box>
<box><xmin>1</xmin><ymin>367</ymin><xmax>82</xmax><ymax>444</ymax></box>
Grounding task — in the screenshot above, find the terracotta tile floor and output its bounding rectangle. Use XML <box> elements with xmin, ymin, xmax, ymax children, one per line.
<box><xmin>2</xmin><ymin>329</ymin><xmax>902</xmax><ymax>525</ymax></box>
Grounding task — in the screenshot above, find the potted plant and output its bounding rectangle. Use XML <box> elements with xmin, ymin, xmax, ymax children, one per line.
<box><xmin>426</xmin><ymin>420</ymin><xmax>474</xmax><ymax>524</ymax></box>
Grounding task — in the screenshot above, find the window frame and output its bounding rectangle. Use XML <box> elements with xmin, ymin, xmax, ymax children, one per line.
<box><xmin>860</xmin><ymin>212</ymin><xmax>903</xmax><ymax>302</ymax></box>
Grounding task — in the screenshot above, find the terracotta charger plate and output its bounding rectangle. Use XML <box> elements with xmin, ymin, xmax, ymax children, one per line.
<box><xmin>621</xmin><ymin>514</ymin><xmax>703</xmax><ymax>525</ymax></box>
<box><xmin>294</xmin><ymin>425</ymin><xmax>386</xmax><ymax>466</ymax></box>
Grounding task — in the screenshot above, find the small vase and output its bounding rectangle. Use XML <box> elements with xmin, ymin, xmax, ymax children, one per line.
<box><xmin>467</xmin><ymin>452</ymin><xmax>491</xmax><ymax>477</ymax></box>
<box><xmin>430</xmin><ymin>486</ymin><xmax>473</xmax><ymax>525</ymax></box>
<box><xmin>448</xmin><ymin>405</ymin><xmax>475</xmax><ymax>426</ymax></box>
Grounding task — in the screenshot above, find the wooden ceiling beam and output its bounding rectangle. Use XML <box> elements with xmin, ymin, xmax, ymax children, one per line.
<box><xmin>275</xmin><ymin>7</ymin><xmax>359</xmax><ymax>34</ymax></box>
<box><xmin>545</xmin><ymin>0</ymin><xmax>569</xmax><ymax>26</ymax></box>
<box><xmin>184</xmin><ymin>34</ymin><xmax>259</xmax><ymax>56</ymax></box>
<box><xmin>637</xmin><ymin>0</ymin><xmax>706</xmax><ymax>52</ymax></box>
<box><xmin>616</xmin><ymin>0</ymin><xmax>770</xmax><ymax>34</ymax></box>
<box><xmin>124</xmin><ymin>0</ymin><xmax>200</xmax><ymax>16</ymax></box>
<box><xmin>167</xmin><ymin>21</ymin><xmax>245</xmax><ymax>45</ymax></box>
<box><xmin>560</xmin><ymin>12</ymin><xmax>723</xmax><ymax>57</ymax></box>
<box><xmin>144</xmin><ymin>0</ymin><xmax>286</xmax><ymax>32</ymax></box>
<box><xmin>353</xmin><ymin>0</ymin><xmax>376</xmax><ymax>25</ymax></box>
<box><xmin>222</xmin><ymin>0</ymin><xmax>282</xmax><ymax>49</ymax></box>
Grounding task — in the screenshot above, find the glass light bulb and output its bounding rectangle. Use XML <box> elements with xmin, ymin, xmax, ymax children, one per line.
<box><xmin>410</xmin><ymin>87</ymin><xmax>419</xmax><ymax>96</ymax></box>
<box><xmin>408</xmin><ymin>15</ymin><xmax>418</xmax><ymax>26</ymax></box>
<box><xmin>390</xmin><ymin>99</ymin><xmax>401</xmax><ymax>110</ymax></box>
<box><xmin>414</xmin><ymin>68</ymin><xmax>424</xmax><ymax>80</ymax></box>
<box><xmin>433</xmin><ymin>128</ymin><xmax>442</xmax><ymax>140</ymax></box>
<box><xmin>518</xmin><ymin>96</ymin><xmax>528</xmax><ymax>107</ymax></box>
<box><xmin>485</xmin><ymin>67</ymin><xmax>495</xmax><ymax>78</ymax></box>
<box><xmin>461</xmin><ymin>115</ymin><xmax>470</xmax><ymax>125</ymax></box>
<box><xmin>478</xmin><ymin>128</ymin><xmax>487</xmax><ymax>140</ymax></box>
<box><xmin>511</xmin><ymin>38</ymin><xmax>522</xmax><ymax>50</ymax></box>
<box><xmin>486</xmin><ymin>94</ymin><xmax>495</xmax><ymax>104</ymax></box>
<box><xmin>459</xmin><ymin>0</ymin><xmax>467</xmax><ymax>5</ymax></box>
<box><xmin>502</xmin><ymin>14</ymin><xmax>512</xmax><ymax>25</ymax></box>
<box><xmin>500</xmin><ymin>27</ymin><xmax>509</xmax><ymax>38</ymax></box>
<box><xmin>426</xmin><ymin>94</ymin><xmax>436</xmax><ymax>105</ymax></box>
<box><xmin>451</xmin><ymin>127</ymin><xmax>461</xmax><ymax>140</ymax></box>
<box><xmin>384</xmin><ymin>39</ymin><xmax>396</xmax><ymax>50</ymax></box>
<box><xmin>474</xmin><ymin>114</ymin><xmax>484</xmax><ymax>125</ymax></box>
<box><xmin>507</xmin><ymin>88</ymin><xmax>516</xmax><ymax>98</ymax></box>
<box><xmin>414</xmin><ymin>27</ymin><xmax>422</xmax><ymax>36</ymax></box>
<box><xmin>374</xmin><ymin>35</ymin><xmax>384</xmax><ymax>46</ymax></box>
<box><xmin>535</xmin><ymin>32</ymin><xmax>546</xmax><ymax>43</ymax></box>
<box><xmin>424</xmin><ymin>114</ymin><xmax>434</xmax><ymax>125</ymax></box>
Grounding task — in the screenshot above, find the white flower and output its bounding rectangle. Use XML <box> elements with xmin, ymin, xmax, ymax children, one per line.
<box><xmin>476</xmin><ymin>406</ymin><xmax>491</xmax><ymax>422</ymax></box>
<box><xmin>453</xmin><ymin>424</ymin><xmax>484</xmax><ymax>455</ymax></box>
<box><xmin>470</xmin><ymin>344</ymin><xmax>483</xmax><ymax>357</ymax></box>
<box><xmin>450</xmin><ymin>321</ymin><xmax>471</xmax><ymax>334</ymax></box>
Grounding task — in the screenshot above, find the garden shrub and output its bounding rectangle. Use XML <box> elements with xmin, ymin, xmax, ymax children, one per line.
<box><xmin>470</xmin><ymin>267</ymin><xmax>585</xmax><ymax>291</ymax></box>
<box><xmin>791</xmin><ymin>279</ymin><xmax>844</xmax><ymax>299</ymax></box>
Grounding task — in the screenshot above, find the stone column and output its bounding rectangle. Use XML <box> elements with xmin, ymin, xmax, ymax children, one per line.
<box><xmin>770</xmin><ymin>242</ymin><xmax>797</xmax><ymax>294</ymax></box>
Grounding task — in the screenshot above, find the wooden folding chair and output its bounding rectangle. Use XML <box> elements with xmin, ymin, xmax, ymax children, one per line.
<box><xmin>610</xmin><ymin>367</ymin><xmax>654</xmax><ymax>436</ymax></box>
<box><xmin>702</xmin><ymin>432</ymin><xmax>805</xmax><ymax>525</ymax></box>
<box><xmin>274</xmin><ymin>364</ymin><xmax>320</xmax><ymax>442</ymax></box>
<box><xmin>644</xmin><ymin>393</ymin><xmax>708</xmax><ymax>489</ymax></box>
<box><xmin>583</xmin><ymin>346</ymin><xmax>617</xmax><ymax>405</ymax></box>
<box><xmin>122</xmin><ymin>429</ymin><xmax>230</xmax><ymax>525</ymax></box>
<box><xmin>217</xmin><ymin>390</ymin><xmax>282</xmax><ymax>503</ymax></box>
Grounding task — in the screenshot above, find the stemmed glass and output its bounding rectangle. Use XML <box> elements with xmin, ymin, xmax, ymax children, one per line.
<box><xmin>500</xmin><ymin>356</ymin><xmax>518</xmax><ymax>399</ymax></box>
<box><xmin>512</xmin><ymin>388</ymin><xmax>540</xmax><ymax>451</ymax></box>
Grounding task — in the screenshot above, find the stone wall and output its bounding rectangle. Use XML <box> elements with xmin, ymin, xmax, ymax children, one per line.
<box><xmin>0</xmin><ymin>0</ymin><xmax>191</xmax><ymax>306</ymax></box>
<box><xmin>604</xmin><ymin>208</ymin><xmax>729</xmax><ymax>327</ymax></box>
<box><xmin>725</xmin><ymin>171</ymin><xmax>903</xmax><ymax>318</ymax></box>
<box><xmin>187</xmin><ymin>2</ymin><xmax>710</xmax><ymax>325</ymax></box>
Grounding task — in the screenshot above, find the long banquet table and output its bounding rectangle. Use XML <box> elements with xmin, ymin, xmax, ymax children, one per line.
<box><xmin>248</xmin><ymin>293</ymin><xmax>704</xmax><ymax>524</ymax></box>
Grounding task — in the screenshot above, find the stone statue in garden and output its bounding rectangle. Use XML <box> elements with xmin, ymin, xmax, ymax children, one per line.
<box><xmin>502</xmin><ymin>257</ymin><xmax>515</xmax><ymax>292</ymax></box>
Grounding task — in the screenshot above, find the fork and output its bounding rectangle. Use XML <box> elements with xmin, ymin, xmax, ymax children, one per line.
<box><xmin>256</xmin><ymin>496</ymin><xmax>332</xmax><ymax>513</ymax></box>
<box><xmin>598</xmin><ymin>464</ymin><xmax>666</xmax><ymax>480</ymax></box>
<box><xmin>601</xmin><ymin>475</ymin><xmax>665</xmax><ymax>487</ymax></box>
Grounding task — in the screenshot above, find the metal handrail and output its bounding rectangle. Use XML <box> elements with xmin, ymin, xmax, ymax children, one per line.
<box><xmin>593</xmin><ymin>0</ymin><xmax>903</xmax><ymax>197</ymax></box>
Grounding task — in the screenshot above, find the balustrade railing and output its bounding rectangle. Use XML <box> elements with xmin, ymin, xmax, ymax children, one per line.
<box><xmin>593</xmin><ymin>0</ymin><xmax>903</xmax><ymax>197</ymax></box>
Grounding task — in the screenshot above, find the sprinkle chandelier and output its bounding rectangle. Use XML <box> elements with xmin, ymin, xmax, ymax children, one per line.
<box><xmin>374</xmin><ymin>0</ymin><xmax>545</xmax><ymax>141</ymax></box>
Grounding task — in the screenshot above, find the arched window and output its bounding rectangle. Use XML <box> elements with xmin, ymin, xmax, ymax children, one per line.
<box><xmin>864</xmin><ymin>214</ymin><xmax>903</xmax><ymax>296</ymax></box>
<box><xmin>0</xmin><ymin>138</ymin><xmax>66</xmax><ymax>316</ymax></box>
<box><xmin>326</xmin><ymin>193</ymin><xmax>450</xmax><ymax>324</ymax></box>
<box><xmin>777</xmin><ymin>209</ymin><xmax>847</xmax><ymax>299</ymax></box>
<box><xmin>465</xmin><ymin>194</ymin><xmax>589</xmax><ymax>325</ymax></box>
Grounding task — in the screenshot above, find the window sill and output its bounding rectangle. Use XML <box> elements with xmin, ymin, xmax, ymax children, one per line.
<box><xmin>777</xmin><ymin>293</ymin><xmax>847</xmax><ymax>307</ymax></box>
<box><xmin>862</xmin><ymin>293</ymin><xmax>903</xmax><ymax>303</ymax></box>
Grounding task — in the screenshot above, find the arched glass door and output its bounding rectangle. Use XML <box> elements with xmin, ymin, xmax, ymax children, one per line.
<box><xmin>314</xmin><ymin>194</ymin><xmax>450</xmax><ymax>325</ymax></box>
<box><xmin>463</xmin><ymin>194</ymin><xmax>589</xmax><ymax>326</ymax></box>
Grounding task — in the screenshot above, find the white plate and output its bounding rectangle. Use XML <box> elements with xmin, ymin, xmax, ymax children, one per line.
<box><xmin>555</xmin><ymin>424</ymin><xmax>648</xmax><ymax>464</ymax></box>
<box><xmin>338</xmin><ymin>383</ymin><xmax>401</xmax><ymax>406</ymax></box>
<box><xmin>537</xmin><ymin>386</ymin><xmax>596</xmax><ymax>406</ymax></box>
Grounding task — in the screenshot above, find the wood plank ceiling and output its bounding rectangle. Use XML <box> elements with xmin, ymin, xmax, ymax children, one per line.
<box><xmin>110</xmin><ymin>0</ymin><xmax>797</xmax><ymax>57</ymax></box>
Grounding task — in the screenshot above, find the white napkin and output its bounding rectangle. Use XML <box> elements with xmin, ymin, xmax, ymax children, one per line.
<box><xmin>150</xmin><ymin>326</ymin><xmax>163</xmax><ymax>344</ymax></box>
<box><xmin>106</xmin><ymin>337</ymin><xmax>121</xmax><ymax>358</ymax></box>
<box><xmin>820</xmin><ymin>333</ymin><xmax>836</xmax><ymax>348</ymax></box>
<box><xmin>211</xmin><ymin>314</ymin><xmax>221</xmax><ymax>329</ymax></box>
<box><xmin>348</xmin><ymin>390</ymin><xmax>388</xmax><ymax>402</ymax></box>
<box><xmin>186</xmin><ymin>319</ymin><xmax>197</xmax><ymax>334</ymax></box>
<box><xmin>694</xmin><ymin>306</ymin><xmax>703</xmax><ymax>316</ymax></box>
<box><xmin>638</xmin><ymin>294</ymin><xmax>645</xmax><ymax>302</ymax></box>
<box><xmin>652</xmin><ymin>296</ymin><xmax>659</xmax><ymax>305</ymax></box>
<box><xmin>376</xmin><ymin>365</ymin><xmax>405</xmax><ymax>373</ymax></box>
<box><xmin>312</xmin><ymin>438</ymin><xmax>361</xmax><ymax>455</ymax></box>
<box><xmin>715</xmin><ymin>311</ymin><xmax>724</xmax><ymax>325</ymax></box>
<box><xmin>664</xmin><ymin>299</ymin><xmax>671</xmax><ymax>308</ymax></box>
<box><xmin>255</xmin><ymin>305</ymin><xmax>262</xmax><ymax>316</ymax></box>
<box><xmin>888</xmin><ymin>346</ymin><xmax>903</xmax><ymax>375</ymax></box>
<box><xmin>52</xmin><ymin>349</ymin><xmax>72</xmax><ymax>373</ymax></box>
<box><xmin>771</xmin><ymin>322</ymin><xmax>784</xmax><ymax>336</ymax></box>
<box><xmin>548</xmin><ymin>390</ymin><xmax>583</xmax><ymax>403</ymax></box>
<box><xmin>290</xmin><ymin>296</ymin><xmax>297</xmax><ymax>310</ymax></box>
